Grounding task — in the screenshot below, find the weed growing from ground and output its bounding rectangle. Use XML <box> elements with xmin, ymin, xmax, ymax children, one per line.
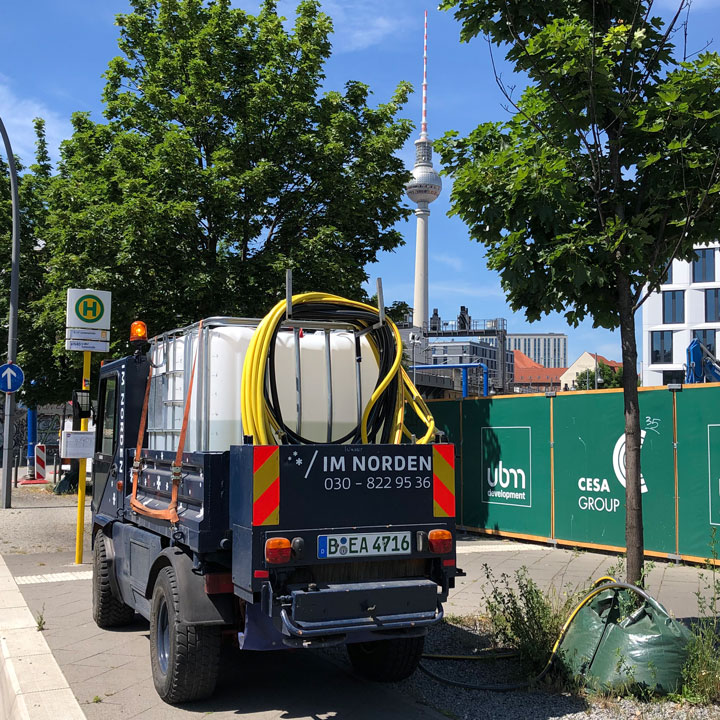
<box><xmin>35</xmin><ymin>604</ymin><xmax>46</xmax><ymax>632</ymax></box>
<box><xmin>481</xmin><ymin>564</ymin><xmax>585</xmax><ymax>674</ymax></box>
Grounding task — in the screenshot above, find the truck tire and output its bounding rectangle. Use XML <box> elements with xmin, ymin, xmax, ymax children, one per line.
<box><xmin>150</xmin><ymin>566</ymin><xmax>221</xmax><ymax>703</ymax></box>
<box><xmin>93</xmin><ymin>534</ymin><xmax>135</xmax><ymax>628</ymax></box>
<box><xmin>347</xmin><ymin>635</ymin><xmax>425</xmax><ymax>682</ymax></box>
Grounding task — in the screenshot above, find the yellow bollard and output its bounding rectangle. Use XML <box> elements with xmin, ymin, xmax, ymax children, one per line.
<box><xmin>75</xmin><ymin>351</ymin><xmax>91</xmax><ymax>565</ymax></box>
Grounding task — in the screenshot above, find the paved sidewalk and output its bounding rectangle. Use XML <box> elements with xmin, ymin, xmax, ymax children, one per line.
<box><xmin>447</xmin><ymin>535</ymin><xmax>714</xmax><ymax>620</ymax></box>
<box><xmin>1</xmin><ymin>494</ymin><xmax>717</xmax><ymax>719</ymax></box>
<box><xmin>3</xmin><ymin>551</ymin><xmax>446</xmax><ymax>720</ymax></box>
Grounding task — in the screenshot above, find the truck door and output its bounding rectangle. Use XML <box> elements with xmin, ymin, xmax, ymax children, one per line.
<box><xmin>92</xmin><ymin>372</ymin><xmax>120</xmax><ymax>515</ymax></box>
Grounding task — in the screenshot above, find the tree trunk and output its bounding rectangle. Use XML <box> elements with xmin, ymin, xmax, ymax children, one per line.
<box><xmin>617</xmin><ymin>271</ymin><xmax>644</xmax><ymax>586</ymax></box>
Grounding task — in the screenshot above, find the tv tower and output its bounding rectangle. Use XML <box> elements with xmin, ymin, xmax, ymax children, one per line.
<box><xmin>406</xmin><ymin>9</ymin><xmax>442</xmax><ymax>332</ymax></box>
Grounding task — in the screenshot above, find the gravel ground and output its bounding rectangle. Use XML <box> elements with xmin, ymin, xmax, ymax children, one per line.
<box><xmin>322</xmin><ymin>620</ymin><xmax>720</xmax><ymax>720</ymax></box>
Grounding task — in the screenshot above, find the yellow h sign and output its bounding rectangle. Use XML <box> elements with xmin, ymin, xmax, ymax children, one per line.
<box><xmin>75</xmin><ymin>294</ymin><xmax>104</xmax><ymax>323</ymax></box>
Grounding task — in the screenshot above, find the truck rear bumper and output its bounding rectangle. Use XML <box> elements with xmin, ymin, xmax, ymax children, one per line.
<box><xmin>280</xmin><ymin>604</ymin><xmax>443</xmax><ymax>639</ymax></box>
<box><xmin>279</xmin><ymin>578</ymin><xmax>442</xmax><ymax>646</ymax></box>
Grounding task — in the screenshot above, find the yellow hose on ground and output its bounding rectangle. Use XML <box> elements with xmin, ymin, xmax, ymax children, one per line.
<box><xmin>241</xmin><ymin>292</ymin><xmax>435</xmax><ymax>446</ymax></box>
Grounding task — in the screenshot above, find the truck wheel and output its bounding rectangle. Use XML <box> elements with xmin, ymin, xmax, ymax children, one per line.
<box><xmin>150</xmin><ymin>566</ymin><xmax>221</xmax><ymax>703</ymax></box>
<box><xmin>93</xmin><ymin>534</ymin><xmax>135</xmax><ymax>628</ymax></box>
<box><xmin>347</xmin><ymin>635</ymin><xmax>425</xmax><ymax>682</ymax></box>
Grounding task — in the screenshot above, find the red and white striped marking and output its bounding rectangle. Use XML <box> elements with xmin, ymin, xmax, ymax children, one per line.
<box><xmin>421</xmin><ymin>9</ymin><xmax>428</xmax><ymax>137</ymax></box>
<box><xmin>35</xmin><ymin>443</ymin><xmax>46</xmax><ymax>482</ymax></box>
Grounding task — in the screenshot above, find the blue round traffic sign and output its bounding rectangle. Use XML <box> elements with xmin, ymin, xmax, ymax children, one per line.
<box><xmin>0</xmin><ymin>363</ymin><xmax>24</xmax><ymax>393</ymax></box>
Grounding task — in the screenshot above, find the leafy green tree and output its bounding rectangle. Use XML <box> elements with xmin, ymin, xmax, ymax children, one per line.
<box><xmin>369</xmin><ymin>294</ymin><xmax>412</xmax><ymax>324</ymax></box>
<box><xmin>438</xmin><ymin>0</ymin><xmax>720</xmax><ymax>584</ymax></box>
<box><xmin>576</xmin><ymin>361</ymin><xmax>623</xmax><ymax>391</ymax></box>
<box><xmin>34</xmin><ymin>0</ymin><xmax>413</xmax><ymax>404</ymax></box>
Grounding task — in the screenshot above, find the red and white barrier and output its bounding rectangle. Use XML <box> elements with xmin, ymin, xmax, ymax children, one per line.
<box><xmin>35</xmin><ymin>444</ymin><xmax>46</xmax><ymax>482</ymax></box>
<box><xmin>18</xmin><ymin>443</ymin><xmax>49</xmax><ymax>485</ymax></box>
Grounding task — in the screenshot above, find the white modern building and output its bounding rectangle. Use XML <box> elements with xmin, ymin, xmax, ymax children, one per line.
<box><xmin>642</xmin><ymin>243</ymin><xmax>720</xmax><ymax>386</ymax></box>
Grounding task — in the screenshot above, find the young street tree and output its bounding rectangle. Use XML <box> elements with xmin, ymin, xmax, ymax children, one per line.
<box><xmin>438</xmin><ymin>1</ymin><xmax>720</xmax><ymax>583</ymax></box>
<box><xmin>34</xmin><ymin>0</ymin><xmax>413</xmax><ymax>404</ymax></box>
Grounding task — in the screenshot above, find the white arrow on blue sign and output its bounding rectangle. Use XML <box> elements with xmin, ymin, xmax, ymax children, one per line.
<box><xmin>0</xmin><ymin>363</ymin><xmax>24</xmax><ymax>393</ymax></box>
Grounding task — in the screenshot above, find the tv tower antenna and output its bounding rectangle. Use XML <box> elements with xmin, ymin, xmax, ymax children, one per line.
<box><xmin>406</xmin><ymin>9</ymin><xmax>441</xmax><ymax>333</ymax></box>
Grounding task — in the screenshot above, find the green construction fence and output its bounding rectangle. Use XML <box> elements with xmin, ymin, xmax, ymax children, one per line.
<box><xmin>428</xmin><ymin>383</ymin><xmax>720</xmax><ymax>564</ymax></box>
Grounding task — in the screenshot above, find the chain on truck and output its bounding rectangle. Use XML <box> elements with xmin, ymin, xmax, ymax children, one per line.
<box><xmin>90</xmin><ymin>289</ymin><xmax>458</xmax><ymax>704</ymax></box>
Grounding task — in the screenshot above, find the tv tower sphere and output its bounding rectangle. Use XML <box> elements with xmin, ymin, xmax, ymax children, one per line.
<box><xmin>406</xmin><ymin>140</ymin><xmax>442</xmax><ymax>205</ymax></box>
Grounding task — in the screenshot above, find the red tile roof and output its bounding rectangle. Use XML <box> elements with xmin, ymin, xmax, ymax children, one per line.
<box><xmin>513</xmin><ymin>350</ymin><xmax>545</xmax><ymax>369</ymax></box>
<box><xmin>593</xmin><ymin>353</ymin><xmax>622</xmax><ymax>370</ymax></box>
<box><xmin>512</xmin><ymin>351</ymin><xmax>566</xmax><ymax>385</ymax></box>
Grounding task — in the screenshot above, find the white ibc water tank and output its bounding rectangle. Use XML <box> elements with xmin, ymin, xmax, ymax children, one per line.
<box><xmin>148</xmin><ymin>322</ymin><xmax>380</xmax><ymax>452</ymax></box>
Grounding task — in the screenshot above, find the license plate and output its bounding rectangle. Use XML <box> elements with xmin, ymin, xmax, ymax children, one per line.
<box><xmin>317</xmin><ymin>532</ymin><xmax>411</xmax><ymax>559</ymax></box>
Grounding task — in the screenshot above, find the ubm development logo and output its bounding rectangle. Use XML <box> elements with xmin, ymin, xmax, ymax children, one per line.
<box><xmin>481</xmin><ymin>427</ymin><xmax>532</xmax><ymax>507</ymax></box>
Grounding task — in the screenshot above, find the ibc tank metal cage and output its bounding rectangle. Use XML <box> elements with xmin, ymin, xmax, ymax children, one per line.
<box><xmin>146</xmin><ymin>314</ymin><xmax>376</xmax><ymax>453</ymax></box>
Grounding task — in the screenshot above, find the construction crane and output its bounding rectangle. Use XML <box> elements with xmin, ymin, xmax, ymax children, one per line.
<box><xmin>685</xmin><ymin>338</ymin><xmax>720</xmax><ymax>383</ymax></box>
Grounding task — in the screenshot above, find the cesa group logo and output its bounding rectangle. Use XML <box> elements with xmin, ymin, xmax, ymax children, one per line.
<box><xmin>576</xmin><ymin>431</ymin><xmax>649</xmax><ymax>514</ymax></box>
<box><xmin>612</xmin><ymin>430</ymin><xmax>649</xmax><ymax>493</ymax></box>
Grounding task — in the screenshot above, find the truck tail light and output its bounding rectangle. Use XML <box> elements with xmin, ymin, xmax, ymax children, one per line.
<box><xmin>428</xmin><ymin>529</ymin><xmax>453</xmax><ymax>554</ymax></box>
<box><xmin>265</xmin><ymin>537</ymin><xmax>292</xmax><ymax>564</ymax></box>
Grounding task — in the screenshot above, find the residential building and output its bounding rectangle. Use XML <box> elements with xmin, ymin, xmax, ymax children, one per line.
<box><xmin>560</xmin><ymin>352</ymin><xmax>622</xmax><ymax>390</ymax></box>
<box><xmin>506</xmin><ymin>333</ymin><xmax>567</xmax><ymax>368</ymax></box>
<box><xmin>642</xmin><ymin>243</ymin><xmax>720</xmax><ymax>386</ymax></box>
<box><xmin>512</xmin><ymin>351</ymin><xmax>566</xmax><ymax>392</ymax></box>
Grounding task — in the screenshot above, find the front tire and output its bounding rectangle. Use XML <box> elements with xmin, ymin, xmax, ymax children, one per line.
<box><xmin>92</xmin><ymin>533</ymin><xmax>135</xmax><ymax>628</ymax></box>
<box><xmin>149</xmin><ymin>566</ymin><xmax>221</xmax><ymax>703</ymax></box>
<box><xmin>347</xmin><ymin>635</ymin><xmax>425</xmax><ymax>682</ymax></box>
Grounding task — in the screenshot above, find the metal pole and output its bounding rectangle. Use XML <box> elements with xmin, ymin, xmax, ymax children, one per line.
<box><xmin>412</xmin><ymin>340</ymin><xmax>417</xmax><ymax>387</ymax></box>
<box><xmin>1</xmin><ymin>116</ymin><xmax>21</xmax><ymax>510</ymax></box>
<box><xmin>594</xmin><ymin>352</ymin><xmax>598</xmax><ymax>390</ymax></box>
<box><xmin>75</xmin><ymin>351</ymin><xmax>92</xmax><ymax>564</ymax></box>
<box><xmin>26</xmin><ymin>407</ymin><xmax>37</xmax><ymax>479</ymax></box>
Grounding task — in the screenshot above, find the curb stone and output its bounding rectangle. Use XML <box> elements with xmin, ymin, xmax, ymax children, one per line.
<box><xmin>0</xmin><ymin>555</ymin><xmax>85</xmax><ymax>720</ymax></box>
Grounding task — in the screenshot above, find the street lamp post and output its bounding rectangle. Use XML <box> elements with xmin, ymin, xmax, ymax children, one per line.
<box><xmin>409</xmin><ymin>333</ymin><xmax>421</xmax><ymax>387</ymax></box>
<box><xmin>594</xmin><ymin>352</ymin><xmax>599</xmax><ymax>390</ymax></box>
<box><xmin>0</xmin><ymin>116</ymin><xmax>21</xmax><ymax>510</ymax></box>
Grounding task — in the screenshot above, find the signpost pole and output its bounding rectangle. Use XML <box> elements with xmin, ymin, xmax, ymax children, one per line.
<box><xmin>1</xmin><ymin>116</ymin><xmax>21</xmax><ymax>510</ymax></box>
<box><xmin>75</xmin><ymin>351</ymin><xmax>91</xmax><ymax>564</ymax></box>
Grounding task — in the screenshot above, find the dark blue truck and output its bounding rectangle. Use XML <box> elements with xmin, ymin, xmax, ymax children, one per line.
<box><xmin>91</xmin><ymin>331</ymin><xmax>457</xmax><ymax>703</ymax></box>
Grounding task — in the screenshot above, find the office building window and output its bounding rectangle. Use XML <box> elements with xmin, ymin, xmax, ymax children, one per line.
<box><xmin>693</xmin><ymin>249</ymin><xmax>715</xmax><ymax>282</ymax></box>
<box><xmin>693</xmin><ymin>329</ymin><xmax>716</xmax><ymax>356</ymax></box>
<box><xmin>651</xmin><ymin>331</ymin><xmax>673</xmax><ymax>364</ymax></box>
<box><xmin>664</xmin><ymin>263</ymin><xmax>673</xmax><ymax>284</ymax></box>
<box><xmin>662</xmin><ymin>290</ymin><xmax>684</xmax><ymax>324</ymax></box>
<box><xmin>707</xmin><ymin>289</ymin><xmax>720</xmax><ymax>323</ymax></box>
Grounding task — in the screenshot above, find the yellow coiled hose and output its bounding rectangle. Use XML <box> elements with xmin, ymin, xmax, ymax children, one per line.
<box><xmin>240</xmin><ymin>292</ymin><xmax>435</xmax><ymax>446</ymax></box>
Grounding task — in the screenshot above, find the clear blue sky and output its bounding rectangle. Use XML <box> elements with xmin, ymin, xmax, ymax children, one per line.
<box><xmin>1</xmin><ymin>0</ymin><xmax>718</xmax><ymax>365</ymax></box>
